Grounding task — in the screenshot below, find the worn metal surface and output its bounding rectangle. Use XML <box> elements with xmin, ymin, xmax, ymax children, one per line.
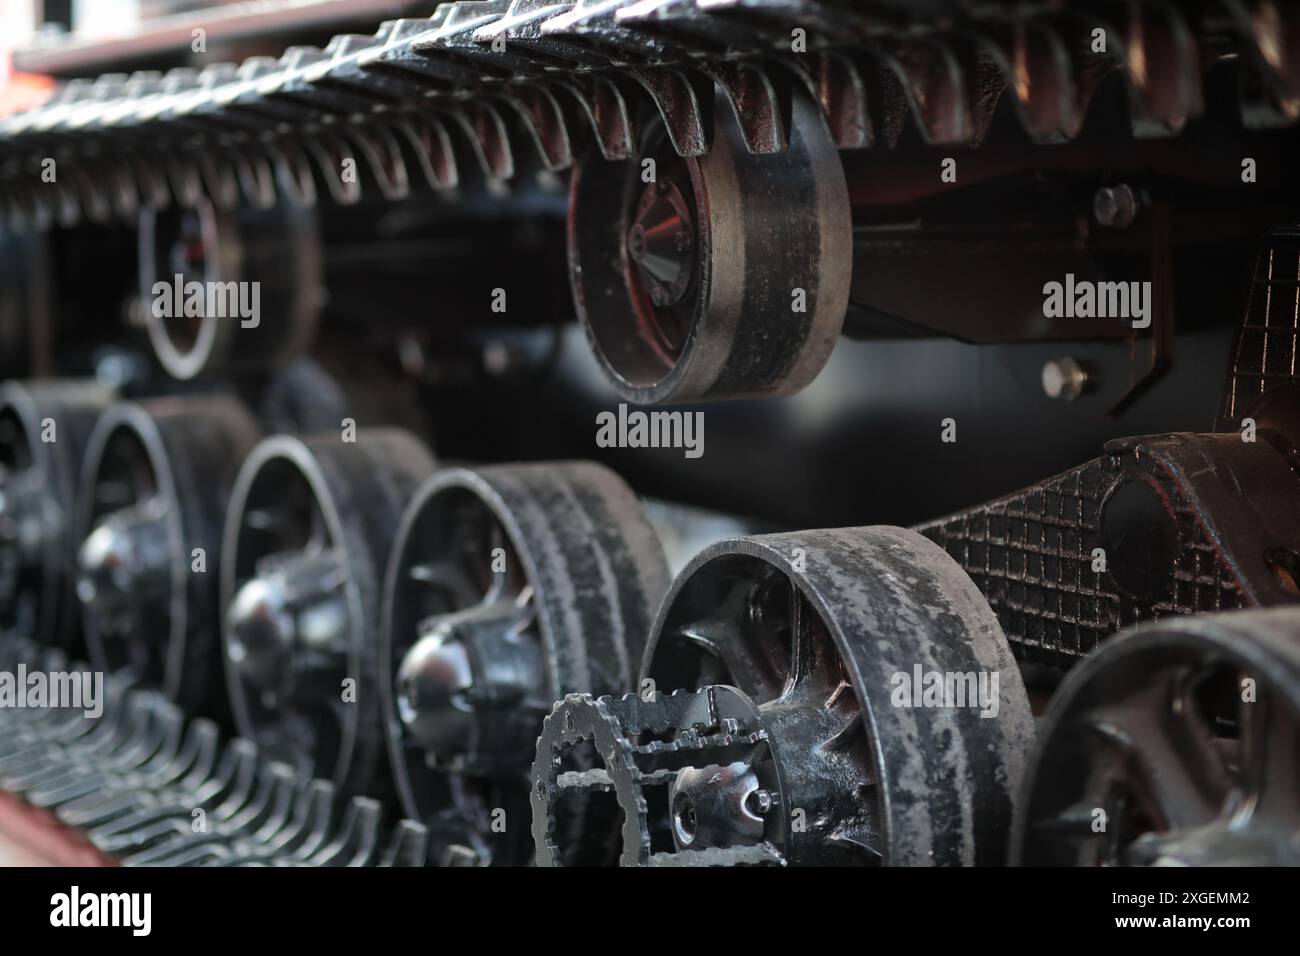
<box><xmin>2</xmin><ymin>2</ymin><xmax>1300</xmax><ymax>229</ymax></box>
<box><xmin>0</xmin><ymin>379</ymin><xmax>115</xmax><ymax>654</ymax></box>
<box><xmin>220</xmin><ymin>428</ymin><xmax>436</xmax><ymax>800</ymax></box>
<box><xmin>382</xmin><ymin>460</ymin><xmax>668</xmax><ymax>864</ymax></box>
<box><xmin>1013</xmin><ymin>607</ymin><xmax>1300</xmax><ymax>866</ymax></box>
<box><xmin>534</xmin><ymin>526</ymin><xmax>1034</xmax><ymax>865</ymax></box>
<box><xmin>569</xmin><ymin>87</ymin><xmax>851</xmax><ymax>403</ymax></box>
<box><xmin>0</xmin><ymin>634</ymin><xmax>430</xmax><ymax>866</ymax></box>
<box><xmin>917</xmin><ymin>432</ymin><xmax>1300</xmax><ymax>667</ymax></box>
<box><xmin>76</xmin><ymin>395</ymin><xmax>261</xmax><ymax>716</ymax></box>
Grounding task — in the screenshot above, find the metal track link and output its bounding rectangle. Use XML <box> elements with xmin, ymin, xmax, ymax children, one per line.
<box><xmin>2</xmin><ymin>0</ymin><xmax>1300</xmax><ymax>228</ymax></box>
<box><xmin>0</xmin><ymin>635</ymin><xmax>430</xmax><ymax>866</ymax></box>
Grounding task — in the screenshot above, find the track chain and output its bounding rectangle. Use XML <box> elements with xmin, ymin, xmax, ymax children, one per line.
<box><xmin>0</xmin><ymin>635</ymin><xmax>429</xmax><ymax>866</ymax></box>
<box><xmin>1</xmin><ymin>1</ymin><xmax>1299</xmax><ymax>228</ymax></box>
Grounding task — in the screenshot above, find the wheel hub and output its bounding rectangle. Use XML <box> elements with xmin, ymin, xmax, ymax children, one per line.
<box><xmin>76</xmin><ymin>500</ymin><xmax>170</xmax><ymax>640</ymax></box>
<box><xmin>627</xmin><ymin>178</ymin><xmax>695</xmax><ymax>311</ymax></box>
<box><xmin>397</xmin><ymin>596</ymin><xmax>544</xmax><ymax>775</ymax></box>
<box><xmin>226</xmin><ymin>548</ymin><xmax>349</xmax><ymax>707</ymax></box>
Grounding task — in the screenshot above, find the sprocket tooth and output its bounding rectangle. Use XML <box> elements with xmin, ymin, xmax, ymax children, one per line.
<box><xmin>1225</xmin><ymin>0</ymin><xmax>1300</xmax><ymax>127</ymax></box>
<box><xmin>1109</xmin><ymin>2</ymin><xmax>1205</xmax><ymax>137</ymax></box>
<box><xmin>445</xmin><ymin>101</ymin><xmax>517</xmax><ymax>181</ymax></box>
<box><xmin>391</xmin><ymin>114</ymin><xmax>462</xmax><ymax>191</ymax></box>
<box><xmin>498</xmin><ymin>84</ymin><xmax>576</xmax><ymax>171</ymax></box>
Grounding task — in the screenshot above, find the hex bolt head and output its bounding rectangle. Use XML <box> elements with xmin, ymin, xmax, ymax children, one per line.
<box><xmin>746</xmin><ymin>788</ymin><xmax>773</xmax><ymax>816</ymax></box>
<box><xmin>1042</xmin><ymin>357</ymin><xmax>1090</xmax><ymax>401</ymax></box>
<box><xmin>1093</xmin><ymin>184</ymin><xmax>1137</xmax><ymax>228</ymax></box>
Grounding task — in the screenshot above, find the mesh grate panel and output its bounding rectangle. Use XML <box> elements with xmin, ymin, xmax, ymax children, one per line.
<box><xmin>1220</xmin><ymin>236</ymin><xmax>1300</xmax><ymax>428</ymax></box>
<box><xmin>918</xmin><ymin>445</ymin><xmax>1246</xmax><ymax>667</ymax></box>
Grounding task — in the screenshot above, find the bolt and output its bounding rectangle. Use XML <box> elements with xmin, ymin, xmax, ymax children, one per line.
<box><xmin>482</xmin><ymin>341</ymin><xmax>514</xmax><ymax>377</ymax></box>
<box><xmin>1093</xmin><ymin>184</ymin><xmax>1137</xmax><ymax>228</ymax></box>
<box><xmin>1042</xmin><ymin>357</ymin><xmax>1089</xmax><ymax>401</ymax></box>
<box><xmin>746</xmin><ymin>788</ymin><xmax>773</xmax><ymax>816</ymax></box>
<box><xmin>627</xmin><ymin>223</ymin><xmax>647</xmax><ymax>263</ymax></box>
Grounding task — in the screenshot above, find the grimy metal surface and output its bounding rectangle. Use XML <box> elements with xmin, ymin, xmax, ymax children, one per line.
<box><xmin>917</xmin><ymin>431</ymin><xmax>1300</xmax><ymax>667</ymax></box>
<box><xmin>1</xmin><ymin>1</ymin><xmax>1300</xmax><ymax>228</ymax></box>
<box><xmin>533</xmin><ymin>526</ymin><xmax>1034</xmax><ymax>866</ymax></box>
<box><xmin>569</xmin><ymin>86</ymin><xmax>851</xmax><ymax>403</ymax></box>
<box><xmin>382</xmin><ymin>460</ymin><xmax>669</xmax><ymax>865</ymax></box>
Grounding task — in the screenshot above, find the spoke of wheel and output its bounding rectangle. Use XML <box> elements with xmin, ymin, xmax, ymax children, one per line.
<box><xmin>828</xmin><ymin>815</ymin><xmax>885</xmax><ymax>863</ymax></box>
<box><xmin>510</xmin><ymin>585</ymin><xmax>537</xmax><ymax>635</ymax></box>
<box><xmin>307</xmin><ymin>500</ymin><xmax>330</xmax><ymax>551</ymax></box>
<box><xmin>676</xmin><ymin>616</ymin><xmax>772</xmax><ymax>696</ymax></box>
<box><xmin>312</xmin><ymin>547</ymin><xmax>349</xmax><ymax>596</ymax></box>
<box><xmin>409</xmin><ymin>557</ymin><xmax>480</xmax><ymax>607</ymax></box>
<box><xmin>415</xmin><ymin>589</ymin><xmax>535</xmax><ymax>648</ymax></box>
<box><xmin>821</xmin><ymin>686</ymin><xmax>865</xmax><ymax>753</ymax></box>
<box><xmin>1089</xmin><ymin>677</ymin><xmax>1232</xmax><ymax>831</ymax></box>
<box><xmin>1033</xmin><ymin>796</ymin><xmax>1113</xmax><ymax>836</ymax></box>
<box><xmin>743</xmin><ymin>570</ymin><xmax>796</xmax><ymax>693</ymax></box>
<box><xmin>785</xmin><ymin>578</ymin><xmax>814</xmax><ymax>694</ymax></box>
